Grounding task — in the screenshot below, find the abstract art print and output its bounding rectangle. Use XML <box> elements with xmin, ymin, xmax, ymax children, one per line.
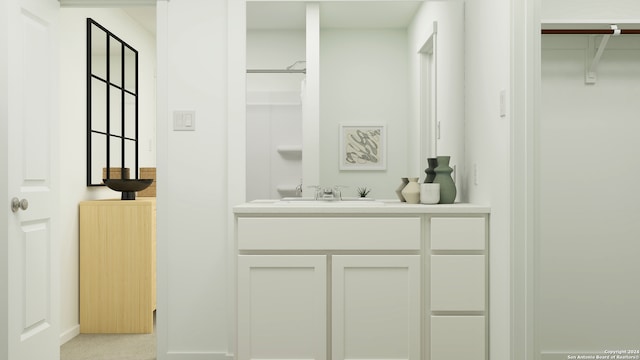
<box><xmin>339</xmin><ymin>124</ymin><xmax>386</xmax><ymax>170</ymax></box>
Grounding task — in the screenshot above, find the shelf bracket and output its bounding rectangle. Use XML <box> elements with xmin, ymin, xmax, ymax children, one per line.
<box><xmin>586</xmin><ymin>25</ymin><xmax>620</xmax><ymax>84</ymax></box>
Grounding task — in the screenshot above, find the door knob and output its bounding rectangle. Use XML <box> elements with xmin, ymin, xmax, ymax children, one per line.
<box><xmin>11</xmin><ymin>197</ymin><xmax>28</xmax><ymax>212</ymax></box>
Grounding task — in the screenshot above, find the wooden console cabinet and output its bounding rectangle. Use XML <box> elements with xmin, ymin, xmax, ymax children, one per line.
<box><xmin>79</xmin><ymin>198</ymin><xmax>156</xmax><ymax>333</ymax></box>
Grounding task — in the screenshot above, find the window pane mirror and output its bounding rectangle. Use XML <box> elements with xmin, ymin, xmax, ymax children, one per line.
<box><xmin>87</xmin><ymin>18</ymin><xmax>139</xmax><ymax>186</ymax></box>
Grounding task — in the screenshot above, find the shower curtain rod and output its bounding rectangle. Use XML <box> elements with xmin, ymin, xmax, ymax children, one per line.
<box><xmin>247</xmin><ymin>69</ymin><xmax>306</xmax><ymax>74</ymax></box>
<box><xmin>542</xmin><ymin>29</ymin><xmax>640</xmax><ymax>34</ymax></box>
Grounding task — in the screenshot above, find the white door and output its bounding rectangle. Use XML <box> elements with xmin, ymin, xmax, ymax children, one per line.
<box><xmin>1</xmin><ymin>0</ymin><xmax>60</xmax><ymax>358</ymax></box>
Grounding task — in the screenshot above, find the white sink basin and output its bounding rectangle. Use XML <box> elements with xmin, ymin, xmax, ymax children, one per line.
<box><xmin>277</xmin><ymin>198</ymin><xmax>384</xmax><ymax>206</ymax></box>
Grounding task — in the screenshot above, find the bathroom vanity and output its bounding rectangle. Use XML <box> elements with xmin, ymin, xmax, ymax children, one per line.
<box><xmin>233</xmin><ymin>200</ymin><xmax>490</xmax><ymax>360</ymax></box>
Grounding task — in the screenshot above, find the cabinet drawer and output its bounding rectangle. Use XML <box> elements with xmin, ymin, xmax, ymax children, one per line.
<box><xmin>431</xmin><ymin>217</ymin><xmax>485</xmax><ymax>250</ymax></box>
<box><xmin>238</xmin><ymin>217</ymin><xmax>420</xmax><ymax>250</ymax></box>
<box><xmin>431</xmin><ymin>255</ymin><xmax>485</xmax><ymax>311</ymax></box>
<box><xmin>431</xmin><ymin>316</ymin><xmax>485</xmax><ymax>360</ymax></box>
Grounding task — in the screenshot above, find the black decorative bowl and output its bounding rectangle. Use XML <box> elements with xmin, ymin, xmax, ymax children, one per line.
<box><xmin>103</xmin><ymin>179</ymin><xmax>154</xmax><ymax>200</ymax></box>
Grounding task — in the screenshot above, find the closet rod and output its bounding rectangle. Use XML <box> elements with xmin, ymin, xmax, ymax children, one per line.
<box><xmin>247</xmin><ymin>69</ymin><xmax>306</xmax><ymax>74</ymax></box>
<box><xmin>542</xmin><ymin>29</ymin><xmax>640</xmax><ymax>35</ymax></box>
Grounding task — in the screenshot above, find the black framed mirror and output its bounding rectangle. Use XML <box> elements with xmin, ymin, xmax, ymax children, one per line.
<box><xmin>87</xmin><ymin>18</ymin><xmax>139</xmax><ymax>186</ymax></box>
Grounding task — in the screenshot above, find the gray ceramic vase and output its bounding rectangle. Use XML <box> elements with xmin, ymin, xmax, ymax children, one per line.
<box><xmin>424</xmin><ymin>157</ymin><xmax>438</xmax><ymax>183</ymax></box>
<box><xmin>432</xmin><ymin>156</ymin><xmax>456</xmax><ymax>204</ymax></box>
<box><xmin>395</xmin><ymin>177</ymin><xmax>409</xmax><ymax>202</ymax></box>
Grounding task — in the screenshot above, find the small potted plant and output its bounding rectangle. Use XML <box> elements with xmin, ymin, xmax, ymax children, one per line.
<box><xmin>357</xmin><ymin>187</ymin><xmax>371</xmax><ymax>198</ymax></box>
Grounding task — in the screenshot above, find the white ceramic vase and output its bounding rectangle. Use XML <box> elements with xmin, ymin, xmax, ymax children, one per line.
<box><xmin>420</xmin><ymin>183</ymin><xmax>440</xmax><ymax>204</ymax></box>
<box><xmin>401</xmin><ymin>177</ymin><xmax>421</xmax><ymax>204</ymax></box>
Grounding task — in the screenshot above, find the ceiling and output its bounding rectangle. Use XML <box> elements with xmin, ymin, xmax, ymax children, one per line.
<box><xmin>122</xmin><ymin>7</ymin><xmax>156</xmax><ymax>35</ymax></box>
<box><xmin>320</xmin><ymin>1</ymin><xmax>423</xmax><ymax>29</ymax></box>
<box><xmin>91</xmin><ymin>2</ymin><xmax>424</xmax><ymax>35</ymax></box>
<box><xmin>247</xmin><ymin>1</ymin><xmax>423</xmax><ymax>30</ymax></box>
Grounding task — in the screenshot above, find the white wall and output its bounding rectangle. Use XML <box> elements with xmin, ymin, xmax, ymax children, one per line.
<box><xmin>58</xmin><ymin>7</ymin><xmax>156</xmax><ymax>343</ymax></box>
<box><xmin>463</xmin><ymin>0</ymin><xmax>512</xmax><ymax>359</ymax></box>
<box><xmin>157</xmin><ymin>0</ymin><xmax>230</xmax><ymax>358</ymax></box>
<box><xmin>407</xmin><ymin>0</ymin><xmax>465</xmax><ymax>199</ymax></box>
<box><xmin>319</xmin><ymin>28</ymin><xmax>409</xmax><ymax>199</ymax></box>
<box><xmin>541</xmin><ymin>0</ymin><xmax>640</xmax><ymax>20</ymax></box>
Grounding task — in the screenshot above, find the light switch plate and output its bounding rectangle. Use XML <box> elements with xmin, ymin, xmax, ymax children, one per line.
<box><xmin>173</xmin><ymin>111</ymin><xmax>196</xmax><ymax>131</ymax></box>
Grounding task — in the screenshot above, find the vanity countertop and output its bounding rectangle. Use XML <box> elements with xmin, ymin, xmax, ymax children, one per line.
<box><xmin>233</xmin><ymin>199</ymin><xmax>490</xmax><ymax>215</ymax></box>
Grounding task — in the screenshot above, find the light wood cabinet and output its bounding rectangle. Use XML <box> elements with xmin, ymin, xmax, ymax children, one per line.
<box><xmin>79</xmin><ymin>198</ymin><xmax>156</xmax><ymax>334</ymax></box>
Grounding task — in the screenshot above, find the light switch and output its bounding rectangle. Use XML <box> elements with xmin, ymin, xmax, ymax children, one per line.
<box><xmin>173</xmin><ymin>111</ymin><xmax>196</xmax><ymax>131</ymax></box>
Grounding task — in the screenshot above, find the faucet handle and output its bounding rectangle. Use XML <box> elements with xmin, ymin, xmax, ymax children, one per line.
<box><xmin>333</xmin><ymin>185</ymin><xmax>348</xmax><ymax>200</ymax></box>
<box><xmin>295</xmin><ymin>179</ymin><xmax>303</xmax><ymax>194</ymax></box>
<box><xmin>306</xmin><ymin>185</ymin><xmax>321</xmax><ymax>199</ymax></box>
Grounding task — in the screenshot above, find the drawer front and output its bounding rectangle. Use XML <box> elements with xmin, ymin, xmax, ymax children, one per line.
<box><xmin>431</xmin><ymin>217</ymin><xmax>486</xmax><ymax>250</ymax></box>
<box><xmin>431</xmin><ymin>255</ymin><xmax>485</xmax><ymax>311</ymax></box>
<box><xmin>431</xmin><ymin>316</ymin><xmax>485</xmax><ymax>360</ymax></box>
<box><xmin>237</xmin><ymin>217</ymin><xmax>421</xmax><ymax>251</ymax></box>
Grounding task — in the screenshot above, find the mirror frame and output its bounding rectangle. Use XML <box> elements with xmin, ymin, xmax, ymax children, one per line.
<box><xmin>86</xmin><ymin>18</ymin><xmax>139</xmax><ymax>186</ymax></box>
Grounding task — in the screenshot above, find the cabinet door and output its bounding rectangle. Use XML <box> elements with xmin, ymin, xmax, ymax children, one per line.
<box><xmin>79</xmin><ymin>200</ymin><xmax>154</xmax><ymax>333</ymax></box>
<box><xmin>431</xmin><ymin>255</ymin><xmax>485</xmax><ymax>311</ymax></box>
<box><xmin>431</xmin><ymin>316</ymin><xmax>485</xmax><ymax>360</ymax></box>
<box><xmin>332</xmin><ymin>255</ymin><xmax>421</xmax><ymax>360</ymax></box>
<box><xmin>237</xmin><ymin>255</ymin><xmax>326</xmax><ymax>360</ymax></box>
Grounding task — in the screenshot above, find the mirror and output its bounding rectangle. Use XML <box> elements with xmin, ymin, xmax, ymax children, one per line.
<box><xmin>246</xmin><ymin>1</ymin><xmax>428</xmax><ymax>200</ymax></box>
<box><xmin>87</xmin><ymin>18</ymin><xmax>139</xmax><ymax>186</ymax></box>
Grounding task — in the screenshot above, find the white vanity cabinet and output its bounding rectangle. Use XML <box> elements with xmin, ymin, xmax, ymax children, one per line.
<box><xmin>236</xmin><ymin>216</ymin><xmax>422</xmax><ymax>360</ymax></box>
<box><xmin>428</xmin><ymin>216</ymin><xmax>488</xmax><ymax>360</ymax></box>
<box><xmin>234</xmin><ymin>202</ymin><xmax>490</xmax><ymax>360</ymax></box>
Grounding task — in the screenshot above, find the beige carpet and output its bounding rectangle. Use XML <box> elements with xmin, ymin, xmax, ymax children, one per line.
<box><xmin>60</xmin><ymin>331</ymin><xmax>156</xmax><ymax>360</ymax></box>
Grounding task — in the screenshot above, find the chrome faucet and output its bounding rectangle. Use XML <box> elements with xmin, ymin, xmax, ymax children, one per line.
<box><xmin>309</xmin><ymin>185</ymin><xmax>345</xmax><ymax>201</ymax></box>
<box><xmin>295</xmin><ymin>179</ymin><xmax>303</xmax><ymax>196</ymax></box>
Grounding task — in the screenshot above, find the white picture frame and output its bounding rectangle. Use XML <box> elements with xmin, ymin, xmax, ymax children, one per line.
<box><xmin>339</xmin><ymin>123</ymin><xmax>386</xmax><ymax>171</ymax></box>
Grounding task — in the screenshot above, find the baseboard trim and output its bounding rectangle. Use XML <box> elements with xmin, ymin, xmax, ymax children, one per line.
<box><xmin>164</xmin><ymin>352</ymin><xmax>233</xmax><ymax>360</ymax></box>
<box><xmin>59</xmin><ymin>324</ymin><xmax>80</xmax><ymax>345</ymax></box>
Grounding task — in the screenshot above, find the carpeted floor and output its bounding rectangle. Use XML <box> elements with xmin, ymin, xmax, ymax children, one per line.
<box><xmin>60</xmin><ymin>330</ymin><xmax>156</xmax><ymax>360</ymax></box>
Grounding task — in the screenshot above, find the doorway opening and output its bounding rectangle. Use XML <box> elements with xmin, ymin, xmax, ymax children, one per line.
<box><xmin>58</xmin><ymin>5</ymin><xmax>157</xmax><ymax>360</ymax></box>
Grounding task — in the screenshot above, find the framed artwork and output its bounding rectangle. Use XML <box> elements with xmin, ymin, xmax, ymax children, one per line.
<box><xmin>339</xmin><ymin>123</ymin><xmax>386</xmax><ymax>170</ymax></box>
